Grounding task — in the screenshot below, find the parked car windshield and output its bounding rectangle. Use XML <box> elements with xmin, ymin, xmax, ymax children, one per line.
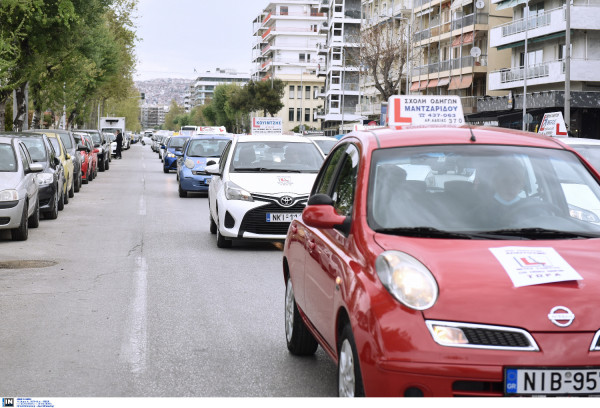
<box><xmin>0</xmin><ymin>144</ymin><xmax>17</xmax><ymax>172</ymax></box>
<box><xmin>21</xmin><ymin>138</ymin><xmax>47</xmax><ymax>162</ymax></box>
<box><xmin>368</xmin><ymin>144</ymin><xmax>600</xmax><ymax>236</ymax></box>
<box><xmin>232</xmin><ymin>141</ymin><xmax>323</xmax><ymax>173</ymax></box>
<box><xmin>187</xmin><ymin>138</ymin><xmax>229</xmax><ymax>158</ymax></box>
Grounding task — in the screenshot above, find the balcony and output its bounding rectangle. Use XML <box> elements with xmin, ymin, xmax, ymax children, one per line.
<box><xmin>489</xmin><ymin>59</ymin><xmax>600</xmax><ymax>90</ymax></box>
<box><xmin>355</xmin><ymin>102</ymin><xmax>382</xmax><ymax>116</ymax></box>
<box><xmin>491</xmin><ymin>5</ymin><xmax>600</xmax><ymax>49</ymax></box>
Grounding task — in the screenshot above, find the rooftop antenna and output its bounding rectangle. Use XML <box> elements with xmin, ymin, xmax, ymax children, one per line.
<box><xmin>468</xmin><ymin>123</ymin><xmax>476</xmax><ymax>142</ymax></box>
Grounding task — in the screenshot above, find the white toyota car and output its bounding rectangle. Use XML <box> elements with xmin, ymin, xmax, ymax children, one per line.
<box><xmin>206</xmin><ymin>134</ymin><xmax>325</xmax><ymax>248</ymax></box>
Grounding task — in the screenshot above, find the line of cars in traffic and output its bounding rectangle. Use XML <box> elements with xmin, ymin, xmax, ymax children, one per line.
<box><xmin>0</xmin><ymin>128</ymin><xmax>115</xmax><ymax>241</ymax></box>
<box><xmin>147</xmin><ymin>107</ymin><xmax>600</xmax><ymax>397</ymax></box>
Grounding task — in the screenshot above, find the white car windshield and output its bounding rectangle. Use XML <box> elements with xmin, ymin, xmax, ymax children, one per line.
<box><xmin>231</xmin><ymin>141</ymin><xmax>323</xmax><ymax>173</ymax></box>
<box><xmin>368</xmin><ymin>145</ymin><xmax>600</xmax><ymax>237</ymax></box>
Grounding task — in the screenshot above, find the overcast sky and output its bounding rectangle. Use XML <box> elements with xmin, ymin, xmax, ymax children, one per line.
<box><xmin>134</xmin><ymin>0</ymin><xmax>267</xmax><ymax>81</ymax></box>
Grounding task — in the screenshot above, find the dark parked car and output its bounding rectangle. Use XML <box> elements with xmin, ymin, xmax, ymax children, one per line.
<box><xmin>11</xmin><ymin>133</ymin><xmax>65</xmax><ymax>219</ymax></box>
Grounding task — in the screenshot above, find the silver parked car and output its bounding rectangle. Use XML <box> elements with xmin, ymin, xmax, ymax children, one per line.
<box><xmin>0</xmin><ymin>135</ymin><xmax>43</xmax><ymax>240</ymax></box>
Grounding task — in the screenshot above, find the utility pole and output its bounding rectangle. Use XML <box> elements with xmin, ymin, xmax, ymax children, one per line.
<box><xmin>565</xmin><ymin>0</ymin><xmax>571</xmax><ymax>132</ymax></box>
<box><xmin>522</xmin><ymin>2</ymin><xmax>529</xmax><ymax>132</ymax></box>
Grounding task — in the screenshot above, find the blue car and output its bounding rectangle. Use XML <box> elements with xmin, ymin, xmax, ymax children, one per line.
<box><xmin>177</xmin><ymin>134</ymin><xmax>232</xmax><ymax>197</ymax></box>
<box><xmin>163</xmin><ymin>135</ymin><xmax>190</xmax><ymax>173</ymax></box>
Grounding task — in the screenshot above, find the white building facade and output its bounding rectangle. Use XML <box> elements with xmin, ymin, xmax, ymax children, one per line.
<box><xmin>252</xmin><ymin>1</ymin><xmax>327</xmax><ymax>132</ymax></box>
<box><xmin>483</xmin><ymin>0</ymin><xmax>600</xmax><ymax>136</ymax></box>
<box><xmin>191</xmin><ymin>69</ymin><xmax>250</xmax><ymax>108</ymax></box>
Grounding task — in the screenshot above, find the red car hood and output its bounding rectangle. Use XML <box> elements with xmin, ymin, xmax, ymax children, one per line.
<box><xmin>374</xmin><ymin>234</ymin><xmax>600</xmax><ymax>332</ymax></box>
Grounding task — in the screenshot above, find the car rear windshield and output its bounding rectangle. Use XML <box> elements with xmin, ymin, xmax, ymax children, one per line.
<box><xmin>187</xmin><ymin>138</ymin><xmax>229</xmax><ymax>158</ymax></box>
<box><xmin>0</xmin><ymin>144</ymin><xmax>17</xmax><ymax>172</ymax></box>
<box><xmin>368</xmin><ymin>144</ymin><xmax>600</xmax><ymax>236</ymax></box>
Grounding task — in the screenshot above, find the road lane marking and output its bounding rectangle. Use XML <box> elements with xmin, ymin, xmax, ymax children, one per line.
<box><xmin>121</xmin><ymin>255</ymin><xmax>148</xmax><ymax>373</ymax></box>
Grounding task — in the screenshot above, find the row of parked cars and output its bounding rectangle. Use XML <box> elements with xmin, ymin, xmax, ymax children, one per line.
<box><xmin>0</xmin><ymin>128</ymin><xmax>116</xmax><ymax>241</ymax></box>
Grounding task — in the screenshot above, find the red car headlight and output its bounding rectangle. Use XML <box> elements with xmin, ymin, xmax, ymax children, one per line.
<box><xmin>375</xmin><ymin>251</ymin><xmax>438</xmax><ymax>310</ymax></box>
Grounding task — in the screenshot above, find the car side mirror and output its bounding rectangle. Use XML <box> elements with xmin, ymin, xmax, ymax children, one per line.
<box><xmin>94</xmin><ymin>143</ymin><xmax>100</xmax><ymax>148</ymax></box>
<box><xmin>27</xmin><ymin>163</ymin><xmax>44</xmax><ymax>173</ymax></box>
<box><xmin>205</xmin><ymin>163</ymin><xmax>221</xmax><ymax>176</ymax></box>
<box><xmin>303</xmin><ymin>194</ymin><xmax>350</xmax><ymax>234</ymax></box>
<box><xmin>206</xmin><ymin>160</ymin><xmax>217</xmax><ymax>166</ymax></box>
<box><xmin>175</xmin><ymin>151</ymin><xmax>183</xmax><ymax>156</ymax></box>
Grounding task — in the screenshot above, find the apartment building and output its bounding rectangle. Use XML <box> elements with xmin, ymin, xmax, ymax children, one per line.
<box><xmin>358</xmin><ymin>0</ymin><xmax>412</xmax><ymax>123</ymax></box>
<box><xmin>317</xmin><ymin>0</ymin><xmax>364</xmax><ymax>135</ymax></box>
<box><xmin>141</xmin><ymin>105</ymin><xmax>167</xmax><ymax>129</ymax></box>
<box><xmin>409</xmin><ymin>0</ymin><xmax>512</xmax><ymax>120</ymax></box>
<box><xmin>191</xmin><ymin>69</ymin><xmax>250</xmax><ymax>108</ymax></box>
<box><xmin>252</xmin><ymin>1</ymin><xmax>327</xmax><ymax>132</ymax></box>
<box><xmin>481</xmin><ymin>0</ymin><xmax>600</xmax><ymax>137</ymax></box>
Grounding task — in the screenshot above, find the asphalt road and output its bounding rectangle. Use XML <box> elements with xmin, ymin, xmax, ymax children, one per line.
<box><xmin>0</xmin><ymin>140</ymin><xmax>337</xmax><ymax>397</ymax></box>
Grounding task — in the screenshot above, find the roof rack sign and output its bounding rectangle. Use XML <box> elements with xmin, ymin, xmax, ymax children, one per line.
<box><xmin>538</xmin><ymin>112</ymin><xmax>568</xmax><ymax>137</ymax></box>
<box><xmin>197</xmin><ymin>126</ymin><xmax>227</xmax><ymax>134</ymax></box>
<box><xmin>386</xmin><ymin>95</ymin><xmax>465</xmax><ymax>128</ymax></box>
<box><xmin>251</xmin><ymin>117</ymin><xmax>283</xmax><ymax>135</ymax></box>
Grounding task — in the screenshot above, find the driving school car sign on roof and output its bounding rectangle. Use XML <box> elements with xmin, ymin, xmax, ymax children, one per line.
<box><xmin>386</xmin><ymin>95</ymin><xmax>465</xmax><ymax>128</ymax></box>
<box><xmin>538</xmin><ymin>112</ymin><xmax>568</xmax><ymax>137</ymax></box>
<box><xmin>252</xmin><ymin>117</ymin><xmax>283</xmax><ymax>135</ymax></box>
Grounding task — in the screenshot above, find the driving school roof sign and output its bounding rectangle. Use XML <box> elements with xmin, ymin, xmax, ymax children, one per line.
<box><xmin>386</xmin><ymin>95</ymin><xmax>465</xmax><ymax>128</ymax></box>
<box><xmin>252</xmin><ymin>117</ymin><xmax>283</xmax><ymax>135</ymax></box>
<box><xmin>538</xmin><ymin>112</ymin><xmax>568</xmax><ymax>137</ymax></box>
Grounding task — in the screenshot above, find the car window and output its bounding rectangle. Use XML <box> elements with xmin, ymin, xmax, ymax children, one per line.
<box><xmin>0</xmin><ymin>143</ymin><xmax>17</xmax><ymax>172</ymax></box>
<box><xmin>188</xmin><ymin>138</ymin><xmax>230</xmax><ymax>158</ymax></box>
<box><xmin>219</xmin><ymin>141</ymin><xmax>232</xmax><ymax>173</ymax></box>
<box><xmin>331</xmin><ymin>145</ymin><xmax>359</xmax><ymax>217</ymax></box>
<box><xmin>231</xmin><ymin>141</ymin><xmax>323</xmax><ymax>173</ymax></box>
<box><xmin>19</xmin><ymin>143</ymin><xmax>32</xmax><ymax>171</ymax></box>
<box><xmin>58</xmin><ymin>133</ymin><xmax>73</xmax><ymax>149</ymax></box>
<box><xmin>49</xmin><ymin>138</ymin><xmax>62</xmax><ymax>157</ymax></box>
<box><xmin>313</xmin><ymin>143</ymin><xmax>347</xmax><ymax>195</ymax></box>
<box><xmin>367</xmin><ymin>145</ymin><xmax>600</xmax><ymax>234</ymax></box>
<box><xmin>21</xmin><ymin>138</ymin><xmax>47</xmax><ymax>162</ymax></box>
<box><xmin>569</xmin><ymin>144</ymin><xmax>600</xmax><ymax>171</ymax></box>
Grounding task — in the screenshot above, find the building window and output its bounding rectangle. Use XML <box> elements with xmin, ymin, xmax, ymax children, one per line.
<box><xmin>289</xmin><ymin>108</ymin><xmax>295</xmax><ymax>121</ymax></box>
<box><xmin>280</xmin><ymin>6</ymin><xmax>288</xmax><ymax>15</ymax></box>
<box><xmin>305</xmin><ymin>86</ymin><xmax>311</xmax><ymax>99</ymax></box>
<box><xmin>289</xmin><ymin>85</ymin><xmax>295</xmax><ymax>99</ymax></box>
<box><xmin>296</xmin><ymin>108</ymin><xmax>301</xmax><ymax>122</ymax></box>
<box><xmin>299</xmin><ymin>53</ymin><xmax>306</xmax><ymax>62</ymax></box>
<box><xmin>305</xmin><ymin>108</ymin><xmax>310</xmax><ymax>123</ymax></box>
<box><xmin>298</xmin><ymin>85</ymin><xmax>302</xmax><ymax>99</ymax></box>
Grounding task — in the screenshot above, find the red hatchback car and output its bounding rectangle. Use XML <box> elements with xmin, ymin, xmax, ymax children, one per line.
<box><xmin>283</xmin><ymin>96</ymin><xmax>600</xmax><ymax>397</ymax></box>
<box><xmin>74</xmin><ymin>132</ymin><xmax>98</xmax><ymax>183</ymax></box>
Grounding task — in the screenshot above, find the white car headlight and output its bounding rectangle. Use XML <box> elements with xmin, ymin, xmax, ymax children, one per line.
<box><xmin>167</xmin><ymin>153</ymin><xmax>176</xmax><ymax>158</ymax></box>
<box><xmin>375</xmin><ymin>251</ymin><xmax>438</xmax><ymax>310</ymax></box>
<box><xmin>0</xmin><ymin>189</ymin><xmax>19</xmax><ymax>201</ymax></box>
<box><xmin>37</xmin><ymin>173</ymin><xmax>54</xmax><ymax>186</ymax></box>
<box><xmin>224</xmin><ymin>181</ymin><xmax>253</xmax><ymax>202</ymax></box>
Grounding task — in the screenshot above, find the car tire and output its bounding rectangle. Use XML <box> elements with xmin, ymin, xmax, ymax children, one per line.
<box><xmin>99</xmin><ymin>157</ymin><xmax>105</xmax><ymax>172</ymax></box>
<box><xmin>216</xmin><ymin>216</ymin><xmax>232</xmax><ymax>248</ymax></box>
<box><xmin>285</xmin><ymin>277</ymin><xmax>318</xmax><ymax>356</ymax></box>
<box><xmin>28</xmin><ymin>199</ymin><xmax>40</xmax><ymax>228</ymax></box>
<box><xmin>209</xmin><ymin>213</ymin><xmax>217</xmax><ymax>234</ymax></box>
<box><xmin>338</xmin><ymin>324</ymin><xmax>365</xmax><ymax>397</ymax></box>
<box><xmin>58</xmin><ymin>190</ymin><xmax>65</xmax><ymax>211</ymax></box>
<box><xmin>63</xmin><ymin>186</ymin><xmax>69</xmax><ymax>205</ymax></box>
<box><xmin>163</xmin><ymin>167</ymin><xmax>169</xmax><ymax>174</ymax></box>
<box><xmin>74</xmin><ymin>173</ymin><xmax>81</xmax><ymax>192</ymax></box>
<box><xmin>105</xmin><ymin>158</ymin><xmax>109</xmax><ymax>170</ymax></box>
<box><xmin>178</xmin><ymin>184</ymin><xmax>187</xmax><ymax>198</ymax></box>
<box><xmin>45</xmin><ymin>190</ymin><xmax>59</xmax><ymax>220</ymax></box>
<box><xmin>11</xmin><ymin>202</ymin><xmax>28</xmax><ymax>241</ymax></box>
<box><xmin>68</xmin><ymin>180</ymin><xmax>75</xmax><ymax>198</ymax></box>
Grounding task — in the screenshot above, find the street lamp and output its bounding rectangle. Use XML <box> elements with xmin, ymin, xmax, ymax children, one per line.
<box><xmin>522</xmin><ymin>1</ymin><xmax>529</xmax><ymax>131</ymax></box>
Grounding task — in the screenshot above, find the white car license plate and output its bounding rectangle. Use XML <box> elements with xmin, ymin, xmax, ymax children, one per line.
<box><xmin>266</xmin><ymin>213</ymin><xmax>300</xmax><ymax>223</ymax></box>
<box><xmin>505</xmin><ymin>368</ymin><xmax>600</xmax><ymax>395</ymax></box>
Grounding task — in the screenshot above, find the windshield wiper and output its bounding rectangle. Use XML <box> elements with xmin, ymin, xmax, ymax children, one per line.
<box><xmin>375</xmin><ymin>227</ymin><xmax>485</xmax><ymax>240</ymax></box>
<box><xmin>481</xmin><ymin>228</ymin><xmax>600</xmax><ymax>240</ymax></box>
<box><xmin>234</xmin><ymin>167</ymin><xmax>301</xmax><ymax>173</ymax></box>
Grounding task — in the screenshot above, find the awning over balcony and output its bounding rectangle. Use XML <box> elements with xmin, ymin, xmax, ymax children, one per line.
<box><xmin>451</xmin><ymin>0</ymin><xmax>473</xmax><ymax>10</ymax></box>
<box><xmin>448</xmin><ymin>74</ymin><xmax>473</xmax><ymax>90</ymax></box>
<box><xmin>448</xmin><ymin>76</ymin><xmax>462</xmax><ymax>90</ymax></box>
<box><xmin>438</xmin><ymin>77</ymin><xmax>450</xmax><ymax>87</ymax></box>
<box><xmin>427</xmin><ymin>79</ymin><xmax>439</xmax><ymax>88</ymax></box>
<box><xmin>451</xmin><ymin>31</ymin><xmax>474</xmax><ymax>47</ymax></box>
<box><xmin>419</xmin><ymin>80</ymin><xmax>429</xmax><ymax>90</ymax></box>
<box><xmin>410</xmin><ymin>81</ymin><xmax>420</xmax><ymax>91</ymax></box>
<box><xmin>495</xmin><ymin>0</ymin><xmax>527</xmax><ymax>10</ymax></box>
<box><xmin>497</xmin><ymin>31</ymin><xmax>568</xmax><ymax>51</ymax></box>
